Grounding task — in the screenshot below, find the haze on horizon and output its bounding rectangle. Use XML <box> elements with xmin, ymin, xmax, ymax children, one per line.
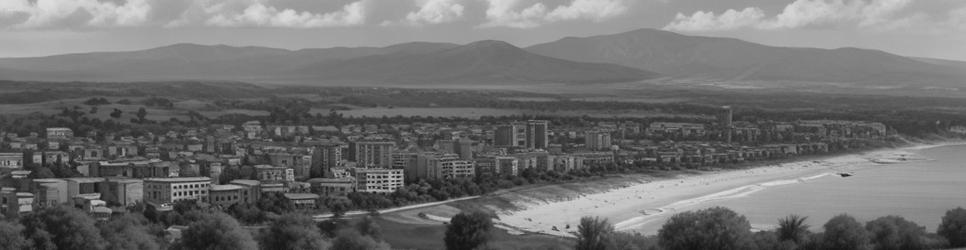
<box><xmin>1</xmin><ymin>0</ymin><xmax>965</xmax><ymax>61</ymax></box>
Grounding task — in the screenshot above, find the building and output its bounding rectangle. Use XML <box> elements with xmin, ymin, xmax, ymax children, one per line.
<box><xmin>416</xmin><ymin>153</ymin><xmax>475</xmax><ymax>180</ymax></box>
<box><xmin>93</xmin><ymin>159</ymin><xmax>178</xmax><ymax>178</ymax></box>
<box><xmin>242</xmin><ymin>121</ymin><xmax>263</xmax><ymax>139</ymax></box>
<box><xmin>143</xmin><ymin>177</ymin><xmax>212</xmax><ymax>205</ymax></box>
<box><xmin>312</xmin><ymin>143</ymin><xmax>343</xmax><ymax>178</ymax></box>
<box><xmin>475</xmin><ymin>156</ymin><xmax>518</xmax><ymax>177</ymax></box>
<box><xmin>307</xmin><ymin>177</ymin><xmax>356</xmax><ymax>196</ymax></box>
<box><xmin>229</xmin><ymin>180</ymin><xmax>261</xmax><ymax>204</ymax></box>
<box><xmin>254</xmin><ymin>165</ymin><xmax>295</xmax><ymax>183</ymax></box>
<box><xmin>351</xmin><ymin>168</ymin><xmax>404</xmax><ymax>194</ymax></box>
<box><xmin>99</xmin><ymin>178</ymin><xmax>143</xmax><ymax>206</ymax></box>
<box><xmin>283</xmin><ymin>193</ymin><xmax>320</xmax><ymax>209</ymax></box>
<box><xmin>0</xmin><ymin>152</ymin><xmax>23</xmax><ymax>169</ymax></box>
<box><xmin>527</xmin><ymin>120</ymin><xmax>549</xmax><ymax>149</ymax></box>
<box><xmin>349</xmin><ymin>141</ymin><xmax>395</xmax><ymax>168</ymax></box>
<box><xmin>584</xmin><ymin>130</ymin><xmax>613</xmax><ymax>151</ymax></box>
<box><xmin>209</xmin><ymin>184</ymin><xmax>245</xmax><ymax>208</ymax></box>
<box><xmin>494</xmin><ymin>123</ymin><xmax>527</xmax><ymax>147</ymax></box>
<box><xmin>456</xmin><ymin>139</ymin><xmax>474</xmax><ymax>160</ymax></box>
<box><xmin>719</xmin><ymin>106</ymin><xmax>734</xmax><ymax>142</ymax></box>
<box><xmin>391</xmin><ymin>152</ymin><xmax>419</xmax><ymax>173</ymax></box>
<box><xmin>1</xmin><ymin>188</ymin><xmax>34</xmax><ymax>218</ymax></box>
<box><xmin>46</xmin><ymin>127</ymin><xmax>74</xmax><ymax>140</ymax></box>
<box><xmin>32</xmin><ymin>178</ymin><xmax>69</xmax><ymax>208</ymax></box>
<box><xmin>268</xmin><ymin>152</ymin><xmax>312</xmax><ymax>180</ymax></box>
<box><xmin>66</xmin><ymin>177</ymin><xmax>105</xmax><ymax>198</ymax></box>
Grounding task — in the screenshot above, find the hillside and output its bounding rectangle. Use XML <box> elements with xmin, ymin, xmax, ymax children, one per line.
<box><xmin>295</xmin><ymin>40</ymin><xmax>656</xmax><ymax>84</ymax></box>
<box><xmin>0</xmin><ymin>41</ymin><xmax>653</xmax><ymax>85</ymax></box>
<box><xmin>526</xmin><ymin>28</ymin><xmax>966</xmax><ymax>86</ymax></box>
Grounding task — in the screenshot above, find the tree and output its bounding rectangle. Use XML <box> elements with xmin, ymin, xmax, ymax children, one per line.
<box><xmin>21</xmin><ymin>206</ymin><xmax>106</xmax><ymax>250</ymax></box>
<box><xmin>260</xmin><ymin>213</ymin><xmax>330</xmax><ymax>250</ymax></box>
<box><xmin>823</xmin><ymin>214</ymin><xmax>870</xmax><ymax>250</ymax></box>
<box><xmin>777</xmin><ymin>215</ymin><xmax>810</xmax><ymax>244</ymax></box>
<box><xmin>658</xmin><ymin>207</ymin><xmax>752</xmax><ymax>250</ymax></box>
<box><xmin>444</xmin><ymin>211</ymin><xmax>494</xmax><ymax>250</ymax></box>
<box><xmin>136</xmin><ymin>107</ymin><xmax>148</xmax><ymax>123</ymax></box>
<box><xmin>865</xmin><ymin>215</ymin><xmax>926</xmax><ymax>250</ymax></box>
<box><xmin>99</xmin><ymin>214</ymin><xmax>162</xmax><ymax>250</ymax></box>
<box><xmin>575</xmin><ymin>216</ymin><xmax>613</xmax><ymax>250</ymax></box>
<box><xmin>356</xmin><ymin>216</ymin><xmax>383</xmax><ymax>241</ymax></box>
<box><xmin>0</xmin><ymin>221</ymin><xmax>28</xmax><ymax>250</ymax></box>
<box><xmin>178</xmin><ymin>212</ymin><xmax>258</xmax><ymax>250</ymax></box>
<box><xmin>110</xmin><ymin>108</ymin><xmax>123</xmax><ymax>119</ymax></box>
<box><xmin>332</xmin><ymin>230</ymin><xmax>391</xmax><ymax>250</ymax></box>
<box><xmin>938</xmin><ymin>207</ymin><xmax>966</xmax><ymax>247</ymax></box>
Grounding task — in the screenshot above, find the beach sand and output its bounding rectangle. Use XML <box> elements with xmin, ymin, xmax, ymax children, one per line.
<box><xmin>494</xmin><ymin>145</ymin><xmax>943</xmax><ymax>237</ymax></box>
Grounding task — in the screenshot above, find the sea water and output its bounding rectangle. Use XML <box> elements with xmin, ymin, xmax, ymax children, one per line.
<box><xmin>631</xmin><ymin>144</ymin><xmax>966</xmax><ymax>234</ymax></box>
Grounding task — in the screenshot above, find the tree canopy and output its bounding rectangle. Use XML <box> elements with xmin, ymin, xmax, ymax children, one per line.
<box><xmin>178</xmin><ymin>212</ymin><xmax>258</xmax><ymax>250</ymax></box>
<box><xmin>259</xmin><ymin>213</ymin><xmax>330</xmax><ymax>250</ymax></box>
<box><xmin>21</xmin><ymin>206</ymin><xmax>107</xmax><ymax>250</ymax></box>
<box><xmin>939</xmin><ymin>207</ymin><xmax>966</xmax><ymax>247</ymax></box>
<box><xmin>445</xmin><ymin>211</ymin><xmax>494</xmax><ymax>250</ymax></box>
<box><xmin>658</xmin><ymin>207</ymin><xmax>752</xmax><ymax>250</ymax></box>
<box><xmin>823</xmin><ymin>214</ymin><xmax>871</xmax><ymax>250</ymax></box>
<box><xmin>576</xmin><ymin>216</ymin><xmax>613</xmax><ymax>250</ymax></box>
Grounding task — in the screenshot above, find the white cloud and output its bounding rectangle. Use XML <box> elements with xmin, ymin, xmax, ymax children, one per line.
<box><xmin>480</xmin><ymin>0</ymin><xmax>628</xmax><ymax>28</ymax></box>
<box><xmin>0</xmin><ymin>0</ymin><xmax>151</xmax><ymax>28</ymax></box>
<box><xmin>664</xmin><ymin>0</ymin><xmax>915</xmax><ymax>32</ymax></box>
<box><xmin>663</xmin><ymin>7</ymin><xmax>765</xmax><ymax>32</ymax></box>
<box><xmin>404</xmin><ymin>0</ymin><xmax>465</xmax><ymax>25</ymax></box>
<box><xmin>545</xmin><ymin>0</ymin><xmax>628</xmax><ymax>22</ymax></box>
<box><xmin>203</xmin><ymin>1</ymin><xmax>368</xmax><ymax>28</ymax></box>
<box><xmin>0</xmin><ymin>0</ymin><xmax>368</xmax><ymax>29</ymax></box>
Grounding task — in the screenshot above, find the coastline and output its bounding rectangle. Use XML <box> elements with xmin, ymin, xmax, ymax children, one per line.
<box><xmin>491</xmin><ymin>141</ymin><xmax>963</xmax><ymax>238</ymax></box>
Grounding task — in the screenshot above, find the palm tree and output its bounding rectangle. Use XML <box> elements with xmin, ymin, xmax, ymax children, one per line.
<box><xmin>576</xmin><ymin>216</ymin><xmax>614</xmax><ymax>250</ymax></box>
<box><xmin>777</xmin><ymin>214</ymin><xmax>810</xmax><ymax>243</ymax></box>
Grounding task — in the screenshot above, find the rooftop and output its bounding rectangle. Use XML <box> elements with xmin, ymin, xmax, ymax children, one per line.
<box><xmin>144</xmin><ymin>177</ymin><xmax>211</xmax><ymax>183</ymax></box>
<box><xmin>283</xmin><ymin>193</ymin><xmax>320</xmax><ymax>200</ymax></box>
<box><xmin>210</xmin><ymin>184</ymin><xmax>244</xmax><ymax>191</ymax></box>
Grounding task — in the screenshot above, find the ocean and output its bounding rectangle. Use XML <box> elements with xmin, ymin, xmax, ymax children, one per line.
<box><xmin>631</xmin><ymin>144</ymin><xmax>966</xmax><ymax>234</ymax></box>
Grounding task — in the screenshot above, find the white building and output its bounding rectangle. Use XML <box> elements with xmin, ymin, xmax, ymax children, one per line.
<box><xmin>351</xmin><ymin>168</ymin><xmax>404</xmax><ymax>194</ymax></box>
<box><xmin>143</xmin><ymin>177</ymin><xmax>212</xmax><ymax>204</ymax></box>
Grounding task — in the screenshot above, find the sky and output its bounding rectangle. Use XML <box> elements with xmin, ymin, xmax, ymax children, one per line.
<box><xmin>0</xmin><ymin>0</ymin><xmax>964</xmax><ymax>61</ymax></box>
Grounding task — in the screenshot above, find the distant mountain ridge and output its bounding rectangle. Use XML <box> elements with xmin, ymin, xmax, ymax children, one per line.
<box><xmin>525</xmin><ymin>28</ymin><xmax>966</xmax><ymax>86</ymax></box>
<box><xmin>0</xmin><ymin>28</ymin><xmax>963</xmax><ymax>87</ymax></box>
<box><xmin>0</xmin><ymin>41</ymin><xmax>654</xmax><ymax>84</ymax></box>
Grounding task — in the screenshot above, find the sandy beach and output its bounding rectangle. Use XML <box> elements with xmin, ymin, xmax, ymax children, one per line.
<box><xmin>494</xmin><ymin>144</ymin><xmax>947</xmax><ymax>237</ymax></box>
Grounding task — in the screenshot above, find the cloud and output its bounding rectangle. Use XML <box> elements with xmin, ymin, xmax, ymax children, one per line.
<box><xmin>403</xmin><ymin>0</ymin><xmax>465</xmax><ymax>25</ymax></box>
<box><xmin>546</xmin><ymin>0</ymin><xmax>629</xmax><ymax>22</ymax></box>
<box><xmin>202</xmin><ymin>1</ymin><xmax>368</xmax><ymax>28</ymax></box>
<box><xmin>0</xmin><ymin>0</ymin><xmax>151</xmax><ymax>28</ymax></box>
<box><xmin>664</xmin><ymin>0</ymin><xmax>915</xmax><ymax>32</ymax></box>
<box><xmin>480</xmin><ymin>0</ymin><xmax>628</xmax><ymax>28</ymax></box>
<box><xmin>663</xmin><ymin>7</ymin><xmax>765</xmax><ymax>32</ymax></box>
<box><xmin>0</xmin><ymin>0</ymin><xmax>369</xmax><ymax>29</ymax></box>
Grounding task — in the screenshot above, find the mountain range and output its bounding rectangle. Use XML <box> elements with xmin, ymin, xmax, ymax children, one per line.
<box><xmin>0</xmin><ymin>28</ymin><xmax>963</xmax><ymax>87</ymax></box>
